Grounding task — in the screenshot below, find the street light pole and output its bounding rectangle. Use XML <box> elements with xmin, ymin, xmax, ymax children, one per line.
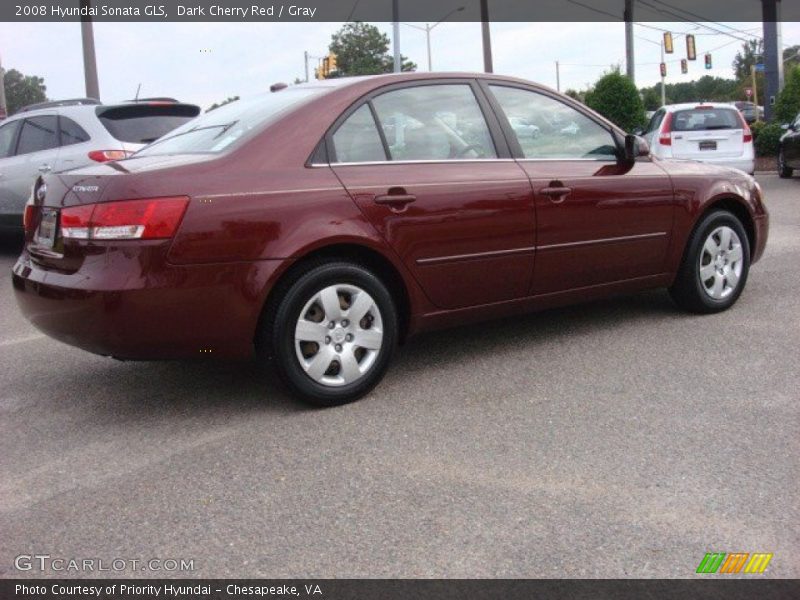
<box><xmin>0</xmin><ymin>52</ymin><xmax>7</xmax><ymax>119</ymax></box>
<box><xmin>402</xmin><ymin>7</ymin><xmax>463</xmax><ymax>72</ymax></box>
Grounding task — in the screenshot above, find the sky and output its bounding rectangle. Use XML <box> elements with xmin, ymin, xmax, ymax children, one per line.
<box><xmin>1</xmin><ymin>20</ymin><xmax>798</xmax><ymax>109</ymax></box>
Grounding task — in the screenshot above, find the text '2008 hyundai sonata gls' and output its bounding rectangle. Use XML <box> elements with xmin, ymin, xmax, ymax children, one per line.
<box><xmin>13</xmin><ymin>73</ymin><xmax>769</xmax><ymax>406</ymax></box>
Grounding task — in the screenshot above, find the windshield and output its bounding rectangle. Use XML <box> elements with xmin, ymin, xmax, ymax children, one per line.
<box><xmin>135</xmin><ymin>88</ymin><xmax>325</xmax><ymax>156</ymax></box>
<box><xmin>671</xmin><ymin>108</ymin><xmax>742</xmax><ymax>132</ymax></box>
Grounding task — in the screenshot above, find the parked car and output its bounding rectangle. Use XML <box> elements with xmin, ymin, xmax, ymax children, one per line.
<box><xmin>731</xmin><ymin>100</ymin><xmax>764</xmax><ymax>124</ymax></box>
<box><xmin>0</xmin><ymin>98</ymin><xmax>200</xmax><ymax>231</ymax></box>
<box><xmin>13</xmin><ymin>73</ymin><xmax>768</xmax><ymax>406</ymax></box>
<box><xmin>778</xmin><ymin>111</ymin><xmax>800</xmax><ymax>178</ymax></box>
<box><xmin>640</xmin><ymin>102</ymin><xmax>755</xmax><ymax>174</ymax></box>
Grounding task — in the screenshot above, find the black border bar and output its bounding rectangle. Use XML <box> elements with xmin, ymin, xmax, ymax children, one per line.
<box><xmin>3</xmin><ymin>579</ymin><xmax>800</xmax><ymax>600</ymax></box>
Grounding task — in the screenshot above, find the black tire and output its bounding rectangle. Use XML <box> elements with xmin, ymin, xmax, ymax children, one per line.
<box><xmin>778</xmin><ymin>147</ymin><xmax>794</xmax><ymax>178</ymax></box>
<box><xmin>669</xmin><ymin>210</ymin><xmax>751</xmax><ymax>314</ymax></box>
<box><xmin>259</xmin><ymin>260</ymin><xmax>397</xmax><ymax>407</ymax></box>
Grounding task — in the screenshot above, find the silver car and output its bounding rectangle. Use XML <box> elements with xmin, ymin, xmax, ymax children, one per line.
<box><xmin>0</xmin><ymin>98</ymin><xmax>200</xmax><ymax>230</ymax></box>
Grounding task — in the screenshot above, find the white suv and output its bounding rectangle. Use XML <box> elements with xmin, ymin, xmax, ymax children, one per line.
<box><xmin>0</xmin><ymin>98</ymin><xmax>199</xmax><ymax>231</ymax></box>
<box><xmin>641</xmin><ymin>102</ymin><xmax>754</xmax><ymax>175</ymax></box>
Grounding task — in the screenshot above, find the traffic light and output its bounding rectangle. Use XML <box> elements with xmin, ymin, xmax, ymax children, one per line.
<box><xmin>660</xmin><ymin>62</ymin><xmax>667</xmax><ymax>77</ymax></box>
<box><xmin>686</xmin><ymin>34</ymin><xmax>697</xmax><ymax>60</ymax></box>
<box><xmin>705</xmin><ymin>53</ymin><xmax>713</xmax><ymax>69</ymax></box>
<box><xmin>681</xmin><ymin>59</ymin><xmax>688</xmax><ymax>74</ymax></box>
<box><xmin>663</xmin><ymin>32</ymin><xmax>674</xmax><ymax>54</ymax></box>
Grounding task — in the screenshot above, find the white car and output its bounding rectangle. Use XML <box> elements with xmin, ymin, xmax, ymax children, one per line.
<box><xmin>640</xmin><ymin>102</ymin><xmax>754</xmax><ymax>175</ymax></box>
<box><xmin>0</xmin><ymin>98</ymin><xmax>200</xmax><ymax>231</ymax></box>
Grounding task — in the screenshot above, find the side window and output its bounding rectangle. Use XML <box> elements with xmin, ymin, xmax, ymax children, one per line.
<box><xmin>17</xmin><ymin>116</ymin><xmax>59</xmax><ymax>155</ymax></box>
<box><xmin>59</xmin><ymin>117</ymin><xmax>90</xmax><ymax>146</ymax></box>
<box><xmin>331</xmin><ymin>104</ymin><xmax>386</xmax><ymax>163</ymax></box>
<box><xmin>644</xmin><ymin>110</ymin><xmax>664</xmax><ymax>134</ymax></box>
<box><xmin>371</xmin><ymin>84</ymin><xmax>497</xmax><ymax>161</ymax></box>
<box><xmin>0</xmin><ymin>120</ymin><xmax>21</xmax><ymax>158</ymax></box>
<box><xmin>489</xmin><ymin>85</ymin><xmax>618</xmax><ymax>160</ymax></box>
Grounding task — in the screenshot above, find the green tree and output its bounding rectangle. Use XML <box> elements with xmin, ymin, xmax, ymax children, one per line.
<box><xmin>3</xmin><ymin>68</ymin><xmax>47</xmax><ymax>115</ymax></box>
<box><xmin>774</xmin><ymin>65</ymin><xmax>800</xmax><ymax>123</ymax></box>
<box><xmin>585</xmin><ymin>68</ymin><xmax>646</xmax><ymax>132</ymax></box>
<box><xmin>640</xmin><ymin>87</ymin><xmax>661</xmax><ymax>111</ymax></box>
<box><xmin>328</xmin><ymin>22</ymin><xmax>415</xmax><ymax>77</ymax></box>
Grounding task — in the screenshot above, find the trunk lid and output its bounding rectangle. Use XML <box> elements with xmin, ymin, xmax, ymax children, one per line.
<box><xmin>670</xmin><ymin>107</ymin><xmax>745</xmax><ymax>159</ymax></box>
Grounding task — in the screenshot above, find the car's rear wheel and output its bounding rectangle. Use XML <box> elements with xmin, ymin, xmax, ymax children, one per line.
<box><xmin>669</xmin><ymin>210</ymin><xmax>751</xmax><ymax>314</ymax></box>
<box><xmin>778</xmin><ymin>147</ymin><xmax>794</xmax><ymax>178</ymax></box>
<box><xmin>262</xmin><ymin>260</ymin><xmax>397</xmax><ymax>406</ymax></box>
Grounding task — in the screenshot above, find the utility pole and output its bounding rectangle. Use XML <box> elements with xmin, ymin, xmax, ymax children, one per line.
<box><xmin>624</xmin><ymin>0</ymin><xmax>635</xmax><ymax>82</ymax></box>
<box><xmin>660</xmin><ymin>40</ymin><xmax>666</xmax><ymax>106</ymax></box>
<box><xmin>0</xmin><ymin>52</ymin><xmax>7</xmax><ymax>119</ymax></box>
<box><xmin>392</xmin><ymin>0</ymin><xmax>401</xmax><ymax>73</ymax></box>
<box><xmin>304</xmin><ymin>51</ymin><xmax>309</xmax><ymax>82</ymax></box>
<box><xmin>751</xmin><ymin>64</ymin><xmax>760</xmax><ymax>122</ymax></box>
<box><xmin>80</xmin><ymin>0</ymin><xmax>100</xmax><ymax>100</ymax></box>
<box><xmin>555</xmin><ymin>61</ymin><xmax>560</xmax><ymax>92</ymax></box>
<box><xmin>480</xmin><ymin>0</ymin><xmax>493</xmax><ymax>73</ymax></box>
<box><xmin>762</xmin><ymin>0</ymin><xmax>783</xmax><ymax>121</ymax></box>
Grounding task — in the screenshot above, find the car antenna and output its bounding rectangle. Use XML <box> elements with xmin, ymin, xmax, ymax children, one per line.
<box><xmin>134</xmin><ymin>83</ymin><xmax>141</xmax><ymax>102</ymax></box>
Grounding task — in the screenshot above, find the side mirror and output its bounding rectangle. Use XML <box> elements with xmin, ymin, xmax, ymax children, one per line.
<box><xmin>623</xmin><ymin>134</ymin><xmax>650</xmax><ymax>162</ymax></box>
<box><xmin>632</xmin><ymin>127</ymin><xmax>645</xmax><ymax>136</ymax></box>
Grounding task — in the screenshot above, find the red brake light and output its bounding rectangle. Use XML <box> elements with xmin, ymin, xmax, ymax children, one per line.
<box><xmin>23</xmin><ymin>204</ymin><xmax>37</xmax><ymax>235</ymax></box>
<box><xmin>88</xmin><ymin>150</ymin><xmax>133</xmax><ymax>163</ymax></box>
<box><xmin>659</xmin><ymin>112</ymin><xmax>673</xmax><ymax>146</ymax></box>
<box><xmin>737</xmin><ymin>111</ymin><xmax>753</xmax><ymax>143</ymax></box>
<box><xmin>61</xmin><ymin>197</ymin><xmax>189</xmax><ymax>241</ymax></box>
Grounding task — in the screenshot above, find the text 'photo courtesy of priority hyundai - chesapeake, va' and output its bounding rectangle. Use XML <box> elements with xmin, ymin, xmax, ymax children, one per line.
<box><xmin>1</xmin><ymin>1</ymin><xmax>798</xmax><ymax>599</ymax></box>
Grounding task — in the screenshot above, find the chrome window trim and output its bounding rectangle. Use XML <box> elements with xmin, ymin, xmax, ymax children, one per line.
<box><xmin>311</xmin><ymin>157</ymin><xmax>618</xmax><ymax>168</ymax></box>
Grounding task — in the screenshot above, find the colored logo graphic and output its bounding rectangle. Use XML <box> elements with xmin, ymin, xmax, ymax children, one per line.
<box><xmin>696</xmin><ymin>552</ymin><xmax>773</xmax><ymax>574</ymax></box>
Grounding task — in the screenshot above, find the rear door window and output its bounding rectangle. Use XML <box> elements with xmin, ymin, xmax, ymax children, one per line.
<box><xmin>0</xmin><ymin>120</ymin><xmax>21</xmax><ymax>158</ymax></box>
<box><xmin>97</xmin><ymin>104</ymin><xmax>200</xmax><ymax>144</ymax></box>
<box><xmin>332</xmin><ymin>104</ymin><xmax>387</xmax><ymax>163</ymax></box>
<box><xmin>370</xmin><ymin>84</ymin><xmax>498</xmax><ymax>161</ymax></box>
<box><xmin>671</xmin><ymin>108</ymin><xmax>741</xmax><ymax>132</ymax></box>
<box><xmin>59</xmin><ymin>117</ymin><xmax>90</xmax><ymax>146</ymax></box>
<box><xmin>17</xmin><ymin>116</ymin><xmax>59</xmax><ymax>155</ymax></box>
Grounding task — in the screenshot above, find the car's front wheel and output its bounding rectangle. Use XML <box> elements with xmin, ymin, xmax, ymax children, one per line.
<box><xmin>669</xmin><ymin>210</ymin><xmax>751</xmax><ymax>314</ymax></box>
<box><xmin>778</xmin><ymin>147</ymin><xmax>794</xmax><ymax>178</ymax></box>
<box><xmin>262</xmin><ymin>260</ymin><xmax>397</xmax><ymax>406</ymax></box>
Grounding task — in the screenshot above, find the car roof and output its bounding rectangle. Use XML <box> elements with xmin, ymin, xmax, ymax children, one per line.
<box><xmin>662</xmin><ymin>102</ymin><xmax>740</xmax><ymax>112</ymax></box>
<box><xmin>5</xmin><ymin>101</ymin><xmax>200</xmax><ymax>121</ymax></box>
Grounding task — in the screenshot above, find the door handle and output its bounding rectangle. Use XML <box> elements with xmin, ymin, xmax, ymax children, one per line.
<box><xmin>374</xmin><ymin>187</ymin><xmax>416</xmax><ymax>210</ymax></box>
<box><xmin>38</xmin><ymin>164</ymin><xmax>52</xmax><ymax>173</ymax></box>
<box><xmin>540</xmin><ymin>186</ymin><xmax>572</xmax><ymax>203</ymax></box>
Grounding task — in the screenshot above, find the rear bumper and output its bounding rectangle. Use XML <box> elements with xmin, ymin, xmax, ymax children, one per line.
<box><xmin>692</xmin><ymin>156</ymin><xmax>755</xmax><ymax>174</ymax></box>
<box><xmin>12</xmin><ymin>244</ymin><xmax>283</xmax><ymax>360</ymax></box>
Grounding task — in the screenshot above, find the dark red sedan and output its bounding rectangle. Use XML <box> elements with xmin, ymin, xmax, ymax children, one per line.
<box><xmin>13</xmin><ymin>73</ymin><xmax>769</xmax><ymax>405</ymax></box>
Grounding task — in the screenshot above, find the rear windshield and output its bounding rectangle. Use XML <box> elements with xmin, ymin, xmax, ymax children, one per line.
<box><xmin>134</xmin><ymin>89</ymin><xmax>325</xmax><ymax>156</ymax></box>
<box><xmin>671</xmin><ymin>108</ymin><xmax>742</xmax><ymax>132</ymax></box>
<box><xmin>97</xmin><ymin>104</ymin><xmax>201</xmax><ymax>144</ymax></box>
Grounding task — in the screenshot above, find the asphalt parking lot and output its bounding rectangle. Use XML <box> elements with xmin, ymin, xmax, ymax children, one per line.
<box><xmin>0</xmin><ymin>174</ymin><xmax>797</xmax><ymax>579</ymax></box>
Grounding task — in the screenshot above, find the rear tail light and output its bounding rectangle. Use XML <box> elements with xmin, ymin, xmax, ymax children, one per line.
<box><xmin>88</xmin><ymin>150</ymin><xmax>133</xmax><ymax>163</ymax></box>
<box><xmin>737</xmin><ymin>111</ymin><xmax>753</xmax><ymax>143</ymax></box>
<box><xmin>658</xmin><ymin>112</ymin><xmax>674</xmax><ymax>146</ymax></box>
<box><xmin>23</xmin><ymin>203</ymin><xmax>37</xmax><ymax>235</ymax></box>
<box><xmin>60</xmin><ymin>197</ymin><xmax>189</xmax><ymax>241</ymax></box>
